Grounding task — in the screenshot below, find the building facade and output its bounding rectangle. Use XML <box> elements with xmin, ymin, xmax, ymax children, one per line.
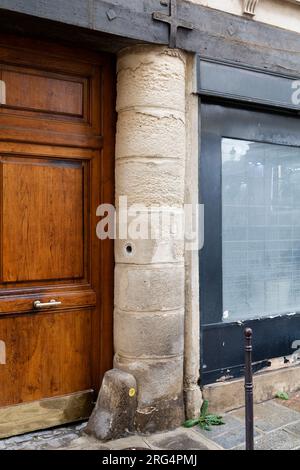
<box><xmin>0</xmin><ymin>0</ymin><xmax>300</xmax><ymax>438</ymax></box>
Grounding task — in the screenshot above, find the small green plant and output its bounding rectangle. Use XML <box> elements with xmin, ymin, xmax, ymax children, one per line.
<box><xmin>183</xmin><ymin>399</ymin><xmax>225</xmax><ymax>431</ymax></box>
<box><xmin>275</xmin><ymin>391</ymin><xmax>289</xmax><ymax>400</ymax></box>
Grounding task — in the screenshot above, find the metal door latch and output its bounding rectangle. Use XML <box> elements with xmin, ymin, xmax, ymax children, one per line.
<box><xmin>33</xmin><ymin>299</ymin><xmax>62</xmax><ymax>309</ymax></box>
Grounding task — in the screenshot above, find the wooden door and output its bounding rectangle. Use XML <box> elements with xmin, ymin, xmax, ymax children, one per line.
<box><xmin>0</xmin><ymin>35</ymin><xmax>115</xmax><ymax>437</ymax></box>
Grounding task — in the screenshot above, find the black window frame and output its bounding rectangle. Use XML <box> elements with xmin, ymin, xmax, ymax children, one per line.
<box><xmin>199</xmin><ymin>100</ymin><xmax>300</xmax><ymax>385</ymax></box>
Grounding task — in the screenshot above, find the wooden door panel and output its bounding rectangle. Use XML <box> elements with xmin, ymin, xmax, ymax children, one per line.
<box><xmin>0</xmin><ymin>35</ymin><xmax>115</xmax><ymax>437</ymax></box>
<box><xmin>0</xmin><ymin>285</ymin><xmax>97</xmax><ymax>315</ymax></box>
<box><xmin>0</xmin><ymin>309</ymin><xmax>93</xmax><ymax>407</ymax></box>
<box><xmin>0</xmin><ymin>147</ymin><xmax>96</xmax><ymax>315</ymax></box>
<box><xmin>2</xmin><ymin>157</ymin><xmax>84</xmax><ymax>283</ymax></box>
<box><xmin>0</xmin><ymin>290</ymin><xmax>96</xmax><ymax>315</ymax></box>
<box><xmin>1</xmin><ymin>68</ymin><xmax>85</xmax><ymax>117</ymax></box>
<box><xmin>0</xmin><ymin>36</ymin><xmax>102</xmax><ymax>147</ymax></box>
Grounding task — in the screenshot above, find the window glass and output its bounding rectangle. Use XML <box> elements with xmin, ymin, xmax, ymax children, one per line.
<box><xmin>222</xmin><ymin>138</ymin><xmax>300</xmax><ymax>321</ymax></box>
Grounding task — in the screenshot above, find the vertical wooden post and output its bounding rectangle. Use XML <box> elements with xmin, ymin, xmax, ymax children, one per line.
<box><xmin>244</xmin><ymin>327</ymin><xmax>254</xmax><ymax>450</ymax></box>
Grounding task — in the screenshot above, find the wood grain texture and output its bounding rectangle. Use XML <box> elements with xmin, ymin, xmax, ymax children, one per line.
<box><xmin>2</xmin><ymin>68</ymin><xmax>84</xmax><ymax>117</ymax></box>
<box><xmin>0</xmin><ymin>309</ymin><xmax>93</xmax><ymax>406</ymax></box>
<box><xmin>0</xmin><ymin>35</ymin><xmax>115</xmax><ymax>428</ymax></box>
<box><xmin>2</xmin><ymin>158</ymin><xmax>84</xmax><ymax>282</ymax></box>
<box><xmin>0</xmin><ymin>35</ymin><xmax>103</xmax><ymax>147</ymax></box>
<box><xmin>0</xmin><ymin>390</ymin><xmax>94</xmax><ymax>438</ymax></box>
<box><xmin>0</xmin><ymin>290</ymin><xmax>96</xmax><ymax>315</ymax></box>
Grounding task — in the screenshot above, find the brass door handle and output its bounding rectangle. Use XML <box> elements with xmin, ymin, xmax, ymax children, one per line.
<box><xmin>33</xmin><ymin>299</ymin><xmax>62</xmax><ymax>310</ymax></box>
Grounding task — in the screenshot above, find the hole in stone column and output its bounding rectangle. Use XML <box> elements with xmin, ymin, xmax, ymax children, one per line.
<box><xmin>125</xmin><ymin>243</ymin><xmax>133</xmax><ymax>256</ymax></box>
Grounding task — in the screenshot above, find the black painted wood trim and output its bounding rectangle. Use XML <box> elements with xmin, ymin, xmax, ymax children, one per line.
<box><xmin>200</xmin><ymin>103</ymin><xmax>300</xmax><ymax>384</ymax></box>
<box><xmin>1</xmin><ymin>1</ymin><xmax>300</xmax><ymax>76</ymax></box>
<box><xmin>198</xmin><ymin>58</ymin><xmax>300</xmax><ymax>112</ymax></box>
<box><xmin>0</xmin><ymin>0</ymin><xmax>168</xmax><ymax>46</ymax></box>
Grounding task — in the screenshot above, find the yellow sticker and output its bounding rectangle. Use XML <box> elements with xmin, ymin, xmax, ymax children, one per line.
<box><xmin>129</xmin><ymin>388</ymin><xmax>136</xmax><ymax>397</ymax></box>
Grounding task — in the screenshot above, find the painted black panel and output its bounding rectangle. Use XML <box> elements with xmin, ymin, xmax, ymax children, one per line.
<box><xmin>202</xmin><ymin>316</ymin><xmax>300</xmax><ymax>385</ymax></box>
<box><xmin>198</xmin><ymin>59</ymin><xmax>300</xmax><ymax>111</ymax></box>
<box><xmin>200</xmin><ymin>103</ymin><xmax>300</xmax><ymax>385</ymax></box>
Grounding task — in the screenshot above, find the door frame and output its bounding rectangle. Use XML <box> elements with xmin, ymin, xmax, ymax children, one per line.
<box><xmin>96</xmin><ymin>55</ymin><xmax>115</xmax><ymax>389</ymax></box>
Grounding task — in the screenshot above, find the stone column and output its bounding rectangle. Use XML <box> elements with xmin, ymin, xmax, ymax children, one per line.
<box><xmin>114</xmin><ymin>45</ymin><xmax>186</xmax><ymax>432</ymax></box>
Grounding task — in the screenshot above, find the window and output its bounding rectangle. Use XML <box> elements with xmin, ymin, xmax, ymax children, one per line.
<box><xmin>222</xmin><ymin>138</ymin><xmax>300</xmax><ymax>321</ymax></box>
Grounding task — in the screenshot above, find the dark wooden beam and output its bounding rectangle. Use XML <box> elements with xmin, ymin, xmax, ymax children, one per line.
<box><xmin>1</xmin><ymin>0</ymin><xmax>300</xmax><ymax>76</ymax></box>
<box><xmin>0</xmin><ymin>0</ymin><xmax>168</xmax><ymax>45</ymax></box>
<box><xmin>178</xmin><ymin>2</ymin><xmax>300</xmax><ymax>76</ymax></box>
<box><xmin>0</xmin><ymin>9</ymin><xmax>139</xmax><ymax>54</ymax></box>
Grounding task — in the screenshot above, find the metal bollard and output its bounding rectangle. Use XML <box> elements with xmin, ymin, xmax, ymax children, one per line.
<box><xmin>244</xmin><ymin>328</ymin><xmax>254</xmax><ymax>450</ymax></box>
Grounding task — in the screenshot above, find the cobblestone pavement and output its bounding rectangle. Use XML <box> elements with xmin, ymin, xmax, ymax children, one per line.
<box><xmin>2</xmin><ymin>393</ymin><xmax>300</xmax><ymax>450</ymax></box>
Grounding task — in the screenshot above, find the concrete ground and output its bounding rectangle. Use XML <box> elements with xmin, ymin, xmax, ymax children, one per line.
<box><xmin>2</xmin><ymin>393</ymin><xmax>300</xmax><ymax>450</ymax></box>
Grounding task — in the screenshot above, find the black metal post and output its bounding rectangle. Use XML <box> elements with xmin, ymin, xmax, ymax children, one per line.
<box><xmin>244</xmin><ymin>327</ymin><xmax>254</xmax><ymax>450</ymax></box>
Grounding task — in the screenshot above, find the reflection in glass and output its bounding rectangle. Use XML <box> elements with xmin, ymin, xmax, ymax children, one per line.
<box><xmin>222</xmin><ymin>138</ymin><xmax>300</xmax><ymax>321</ymax></box>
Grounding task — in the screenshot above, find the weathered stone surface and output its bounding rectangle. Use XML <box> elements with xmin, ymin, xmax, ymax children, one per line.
<box><xmin>85</xmin><ymin>369</ymin><xmax>137</xmax><ymax>441</ymax></box>
<box><xmin>108</xmin><ymin>435</ymin><xmax>150</xmax><ymax>450</ymax></box>
<box><xmin>0</xmin><ymin>423</ymin><xmax>91</xmax><ymax>450</ymax></box>
<box><xmin>115</xmin><ymin>207</ymin><xmax>184</xmax><ymax>264</ymax></box>
<box><xmin>253</xmin><ymin>429</ymin><xmax>300</xmax><ymax>451</ymax></box>
<box><xmin>115</xmin><ymin>355</ymin><xmax>184</xmax><ymax>433</ymax></box>
<box><xmin>193</xmin><ymin>413</ymin><xmax>263</xmax><ymax>450</ymax></box>
<box><xmin>184</xmin><ymin>55</ymin><xmax>202</xmax><ymax>421</ymax></box>
<box><xmin>276</xmin><ymin>391</ymin><xmax>300</xmax><ymax>413</ymax></box>
<box><xmin>117</xmin><ymin>46</ymin><xmax>186</xmax><ymax>113</ymax></box>
<box><xmin>115</xmin><ymin>264</ymin><xmax>184</xmax><ymax>312</ymax></box>
<box><xmin>115</xmin><ymin>355</ymin><xmax>183</xmax><ymax>404</ymax></box>
<box><xmin>116</xmin><ymin>158</ymin><xmax>185</xmax><ymax>207</ymax></box>
<box><xmin>285</xmin><ymin>421</ymin><xmax>300</xmax><ymax>436</ymax></box>
<box><xmin>116</xmin><ymin>110</ymin><xmax>185</xmax><ymax>160</ymax></box>
<box><xmin>114</xmin><ymin>45</ymin><xmax>187</xmax><ymax>433</ymax></box>
<box><xmin>4</xmin><ymin>395</ymin><xmax>300</xmax><ymax>450</ymax></box>
<box><xmin>231</xmin><ymin>401</ymin><xmax>300</xmax><ymax>433</ymax></box>
<box><xmin>149</xmin><ymin>430</ymin><xmax>209</xmax><ymax>450</ymax></box>
<box><xmin>114</xmin><ymin>309</ymin><xmax>184</xmax><ymax>358</ymax></box>
<box><xmin>0</xmin><ymin>424</ymin><xmax>220</xmax><ymax>451</ymax></box>
<box><xmin>213</xmin><ymin>427</ymin><xmax>262</xmax><ymax>450</ymax></box>
<box><xmin>135</xmin><ymin>396</ymin><xmax>185</xmax><ymax>434</ymax></box>
<box><xmin>115</xmin><ymin>238</ymin><xmax>184</xmax><ymax>265</ymax></box>
<box><xmin>41</xmin><ymin>434</ymin><xmax>79</xmax><ymax>449</ymax></box>
<box><xmin>193</xmin><ymin>414</ymin><xmax>242</xmax><ymax>439</ymax></box>
<box><xmin>202</xmin><ymin>364</ymin><xmax>300</xmax><ymax>413</ymax></box>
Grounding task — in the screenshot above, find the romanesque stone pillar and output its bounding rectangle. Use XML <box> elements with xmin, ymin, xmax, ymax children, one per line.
<box><xmin>114</xmin><ymin>45</ymin><xmax>186</xmax><ymax>432</ymax></box>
